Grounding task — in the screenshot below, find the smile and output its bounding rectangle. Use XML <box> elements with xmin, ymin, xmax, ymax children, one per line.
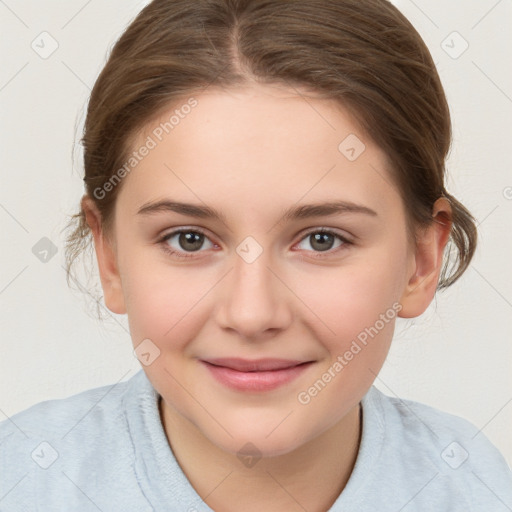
<box><xmin>200</xmin><ymin>358</ymin><xmax>314</xmax><ymax>392</ymax></box>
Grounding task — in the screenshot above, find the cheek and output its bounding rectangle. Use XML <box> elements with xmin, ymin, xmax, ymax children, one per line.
<box><xmin>290</xmin><ymin>252</ymin><xmax>405</xmax><ymax>426</ymax></box>
<box><xmin>295</xmin><ymin>249</ymin><xmax>407</xmax><ymax>344</ymax></box>
<box><xmin>122</xmin><ymin>262</ymin><xmax>212</xmax><ymax>400</ymax></box>
<box><xmin>121</xmin><ymin>254</ymin><xmax>216</xmax><ymax>350</ymax></box>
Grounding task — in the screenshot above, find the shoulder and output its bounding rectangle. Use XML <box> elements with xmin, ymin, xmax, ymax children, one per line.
<box><xmin>0</xmin><ymin>370</ymin><xmax>150</xmax><ymax>511</ymax></box>
<box><xmin>371</xmin><ymin>386</ymin><xmax>508</xmax><ymax>464</ymax></box>
<box><xmin>0</xmin><ymin>372</ymin><xmax>137</xmax><ymax>441</ymax></box>
<box><xmin>364</xmin><ymin>386</ymin><xmax>512</xmax><ymax>510</ymax></box>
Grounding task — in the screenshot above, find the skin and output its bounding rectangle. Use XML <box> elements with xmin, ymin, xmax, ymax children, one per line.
<box><xmin>83</xmin><ymin>83</ymin><xmax>451</xmax><ymax>512</ymax></box>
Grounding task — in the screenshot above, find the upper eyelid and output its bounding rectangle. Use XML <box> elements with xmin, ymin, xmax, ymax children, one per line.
<box><xmin>300</xmin><ymin>226</ymin><xmax>352</xmax><ymax>238</ymax></box>
<box><xmin>160</xmin><ymin>226</ymin><xmax>214</xmax><ymax>243</ymax></box>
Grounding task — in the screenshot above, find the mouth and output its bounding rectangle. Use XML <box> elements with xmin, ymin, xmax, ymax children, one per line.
<box><xmin>200</xmin><ymin>358</ymin><xmax>315</xmax><ymax>392</ymax></box>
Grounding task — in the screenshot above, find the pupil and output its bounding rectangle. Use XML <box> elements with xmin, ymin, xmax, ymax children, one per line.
<box><xmin>180</xmin><ymin>232</ymin><xmax>203</xmax><ymax>251</ymax></box>
<box><xmin>311</xmin><ymin>233</ymin><xmax>333</xmax><ymax>251</ymax></box>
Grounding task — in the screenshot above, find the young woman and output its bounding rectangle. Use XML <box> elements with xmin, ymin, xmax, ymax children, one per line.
<box><xmin>1</xmin><ymin>1</ymin><xmax>511</xmax><ymax>510</ymax></box>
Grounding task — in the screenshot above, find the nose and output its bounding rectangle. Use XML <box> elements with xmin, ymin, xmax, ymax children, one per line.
<box><xmin>214</xmin><ymin>248</ymin><xmax>293</xmax><ymax>341</ymax></box>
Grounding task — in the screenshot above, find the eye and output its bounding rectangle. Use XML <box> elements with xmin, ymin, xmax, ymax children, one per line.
<box><xmin>158</xmin><ymin>227</ymin><xmax>352</xmax><ymax>260</ymax></box>
<box><xmin>294</xmin><ymin>228</ymin><xmax>351</xmax><ymax>257</ymax></box>
<box><xmin>158</xmin><ymin>228</ymin><xmax>215</xmax><ymax>259</ymax></box>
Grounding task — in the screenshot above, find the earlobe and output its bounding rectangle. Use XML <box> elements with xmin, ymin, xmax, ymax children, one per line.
<box><xmin>81</xmin><ymin>195</ymin><xmax>126</xmax><ymax>315</ymax></box>
<box><xmin>398</xmin><ymin>197</ymin><xmax>452</xmax><ymax>318</ymax></box>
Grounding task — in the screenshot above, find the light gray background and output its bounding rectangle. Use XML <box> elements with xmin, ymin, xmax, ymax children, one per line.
<box><xmin>1</xmin><ymin>0</ymin><xmax>511</xmax><ymax>466</ymax></box>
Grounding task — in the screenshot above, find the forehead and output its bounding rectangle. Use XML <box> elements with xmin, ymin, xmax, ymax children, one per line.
<box><xmin>117</xmin><ymin>84</ymin><xmax>400</xmax><ymax>221</ymax></box>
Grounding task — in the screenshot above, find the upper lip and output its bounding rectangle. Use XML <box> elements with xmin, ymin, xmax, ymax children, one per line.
<box><xmin>201</xmin><ymin>358</ymin><xmax>311</xmax><ymax>372</ymax></box>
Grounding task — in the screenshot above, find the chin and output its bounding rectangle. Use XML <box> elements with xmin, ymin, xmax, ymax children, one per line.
<box><xmin>225</xmin><ymin>438</ymin><xmax>303</xmax><ymax>460</ymax></box>
<box><xmin>207</xmin><ymin>421</ymin><xmax>313</xmax><ymax>460</ymax></box>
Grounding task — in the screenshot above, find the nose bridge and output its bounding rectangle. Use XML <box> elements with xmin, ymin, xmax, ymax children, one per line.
<box><xmin>233</xmin><ymin>248</ymin><xmax>274</xmax><ymax>299</ymax></box>
<box><xmin>216</xmin><ymin>239</ymin><xmax>291</xmax><ymax>337</ymax></box>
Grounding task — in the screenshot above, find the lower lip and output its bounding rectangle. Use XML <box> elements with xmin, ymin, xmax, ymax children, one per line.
<box><xmin>201</xmin><ymin>361</ymin><xmax>313</xmax><ymax>392</ymax></box>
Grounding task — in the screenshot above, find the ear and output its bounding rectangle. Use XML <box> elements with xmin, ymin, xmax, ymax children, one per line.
<box><xmin>398</xmin><ymin>197</ymin><xmax>452</xmax><ymax>318</ymax></box>
<box><xmin>81</xmin><ymin>195</ymin><xmax>126</xmax><ymax>314</ymax></box>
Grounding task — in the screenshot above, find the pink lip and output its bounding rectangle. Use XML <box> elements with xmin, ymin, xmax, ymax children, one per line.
<box><xmin>200</xmin><ymin>358</ymin><xmax>314</xmax><ymax>392</ymax></box>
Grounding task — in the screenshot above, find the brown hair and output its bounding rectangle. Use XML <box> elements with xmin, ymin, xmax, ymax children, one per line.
<box><xmin>65</xmin><ymin>0</ymin><xmax>477</xmax><ymax>315</ymax></box>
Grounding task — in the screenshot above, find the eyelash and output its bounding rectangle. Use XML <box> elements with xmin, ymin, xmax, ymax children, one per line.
<box><xmin>157</xmin><ymin>227</ymin><xmax>353</xmax><ymax>260</ymax></box>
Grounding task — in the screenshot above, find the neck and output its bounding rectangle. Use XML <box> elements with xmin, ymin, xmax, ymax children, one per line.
<box><xmin>159</xmin><ymin>399</ymin><xmax>362</xmax><ymax>512</ymax></box>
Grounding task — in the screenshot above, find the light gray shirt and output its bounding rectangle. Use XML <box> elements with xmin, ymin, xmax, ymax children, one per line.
<box><xmin>1</xmin><ymin>370</ymin><xmax>511</xmax><ymax>511</ymax></box>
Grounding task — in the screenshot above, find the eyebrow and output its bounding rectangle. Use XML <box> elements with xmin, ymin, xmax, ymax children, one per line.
<box><xmin>136</xmin><ymin>199</ymin><xmax>378</xmax><ymax>224</ymax></box>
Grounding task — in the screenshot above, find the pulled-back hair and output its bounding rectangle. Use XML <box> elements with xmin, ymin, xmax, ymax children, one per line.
<box><xmin>65</xmin><ymin>0</ymin><xmax>477</xmax><ymax>312</ymax></box>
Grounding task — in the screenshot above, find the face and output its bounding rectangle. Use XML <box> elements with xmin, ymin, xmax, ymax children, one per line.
<box><xmin>87</xmin><ymin>83</ymin><xmax>443</xmax><ymax>458</ymax></box>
